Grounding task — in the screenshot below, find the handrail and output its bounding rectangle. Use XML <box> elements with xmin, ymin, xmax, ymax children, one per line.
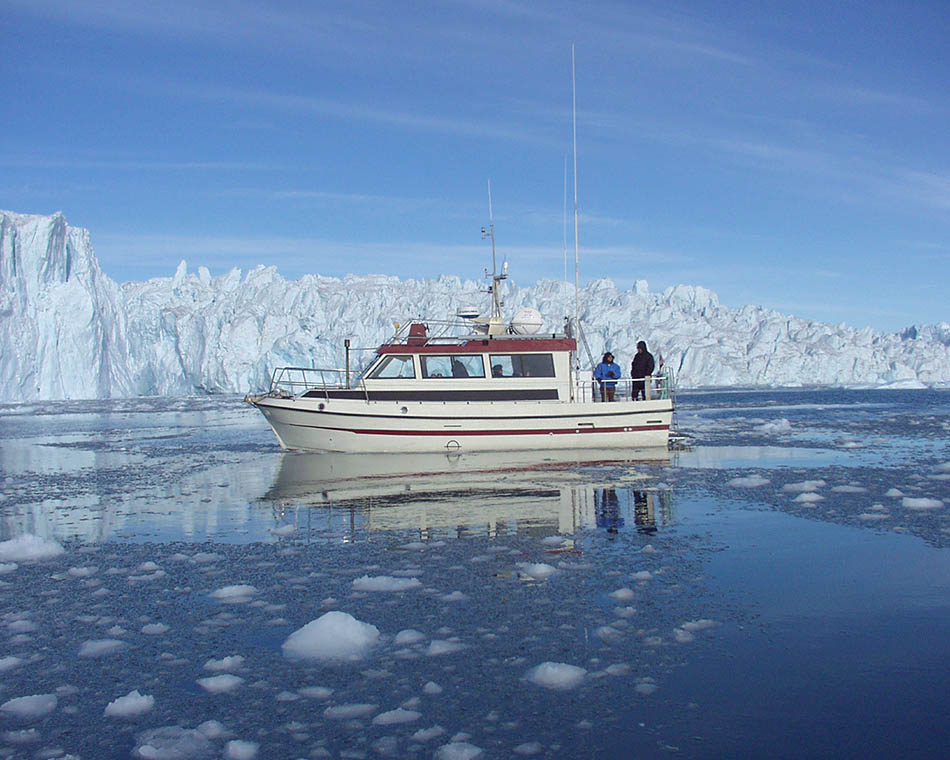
<box><xmin>264</xmin><ymin>364</ymin><xmax>673</xmax><ymax>405</ymax></box>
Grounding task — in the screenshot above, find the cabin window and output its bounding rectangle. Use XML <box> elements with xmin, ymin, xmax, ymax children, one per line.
<box><xmin>489</xmin><ymin>353</ymin><xmax>555</xmax><ymax>378</ymax></box>
<box><xmin>420</xmin><ymin>355</ymin><xmax>486</xmax><ymax>379</ymax></box>
<box><xmin>369</xmin><ymin>355</ymin><xmax>416</xmax><ymax>379</ymax></box>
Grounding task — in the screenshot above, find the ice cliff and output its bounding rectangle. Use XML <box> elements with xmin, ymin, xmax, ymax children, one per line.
<box><xmin>2</xmin><ymin>210</ymin><xmax>948</xmax><ymax>401</ymax></box>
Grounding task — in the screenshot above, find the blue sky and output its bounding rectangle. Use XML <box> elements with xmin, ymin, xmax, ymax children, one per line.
<box><xmin>4</xmin><ymin>0</ymin><xmax>948</xmax><ymax>332</ymax></box>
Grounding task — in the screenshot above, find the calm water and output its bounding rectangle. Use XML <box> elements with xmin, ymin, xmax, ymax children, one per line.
<box><xmin>0</xmin><ymin>389</ymin><xmax>947</xmax><ymax>759</ymax></box>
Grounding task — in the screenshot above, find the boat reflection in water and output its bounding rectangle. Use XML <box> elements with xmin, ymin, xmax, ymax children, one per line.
<box><xmin>262</xmin><ymin>448</ymin><xmax>674</xmax><ymax>540</ymax></box>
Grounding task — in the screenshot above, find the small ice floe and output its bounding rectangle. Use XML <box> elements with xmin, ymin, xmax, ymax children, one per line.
<box><xmin>435</xmin><ymin>741</ymin><xmax>484</xmax><ymax>760</ymax></box>
<box><xmin>425</xmin><ymin>639</ymin><xmax>466</xmax><ymax>656</ymax></box>
<box><xmin>793</xmin><ymin>492</ymin><xmax>825</xmax><ymax>504</ymax></box>
<box><xmin>224</xmin><ymin>739</ymin><xmax>259</xmax><ymax>759</ymax></box>
<box><xmin>525</xmin><ymin>662</ymin><xmax>587</xmax><ymax>690</ymax></box>
<box><xmin>140</xmin><ymin>623</ymin><xmax>170</xmax><ymax>635</ymax></box>
<box><xmin>884</xmin><ymin>488</ymin><xmax>904</xmax><ymax>498</ymax></box>
<box><xmin>681</xmin><ymin>619</ymin><xmax>718</xmax><ymax>632</ymax></box>
<box><xmin>204</xmin><ymin>655</ymin><xmax>245</xmax><ymax>672</ymax></box>
<box><xmin>67</xmin><ymin>565</ymin><xmax>98</xmax><ymax>578</ymax></box>
<box><xmin>394</xmin><ymin>629</ymin><xmax>426</xmax><ymax>645</ymax></box>
<box><xmin>858</xmin><ymin>508</ymin><xmax>890</xmax><ymax>521</ymax></box>
<box><xmin>728</xmin><ymin>474</ymin><xmax>770</xmax><ymax>488</ymax></box>
<box><xmin>634</xmin><ymin>676</ymin><xmax>658</xmax><ymax>695</ymax></box>
<box><xmin>104</xmin><ymin>690</ymin><xmax>154</xmax><ymax>718</ymax></box>
<box><xmin>413</xmin><ymin>725</ymin><xmax>446</xmax><ymax>742</ymax></box>
<box><xmin>756</xmin><ymin>418</ymin><xmax>791</xmax><ymax>434</ymax></box>
<box><xmin>0</xmin><ymin>694</ymin><xmax>57</xmax><ymax>720</ymax></box>
<box><xmin>133</xmin><ymin>727</ymin><xmax>213</xmax><ymax>759</ymax></box>
<box><xmin>831</xmin><ymin>484</ymin><xmax>867</xmax><ymax>493</ymax></box>
<box><xmin>269</xmin><ymin>524</ymin><xmax>296</xmax><ymax>537</ymax></box>
<box><xmin>608</xmin><ymin>588</ymin><xmax>635</xmax><ymax>602</ymax></box>
<box><xmin>630</xmin><ymin>570</ymin><xmax>652</xmax><ymax>581</ymax></box>
<box><xmin>372</xmin><ymin>708</ymin><xmax>421</xmax><ymax>725</ymax></box>
<box><xmin>210</xmin><ymin>584</ymin><xmax>258</xmax><ymax>604</ymax></box>
<box><xmin>3</xmin><ymin>728</ymin><xmax>40</xmax><ymax>744</ymax></box>
<box><xmin>298</xmin><ymin>686</ymin><xmax>334</xmax><ymax>700</ymax></box>
<box><xmin>423</xmin><ymin>681</ymin><xmax>443</xmax><ymax>695</ymax></box>
<box><xmin>323</xmin><ymin>703</ymin><xmax>377</xmax><ymax>720</ymax></box>
<box><xmin>783</xmin><ymin>479</ymin><xmax>826</xmax><ymax>493</ymax></box>
<box><xmin>673</xmin><ymin>628</ymin><xmax>695</xmax><ymax>643</ymax></box>
<box><xmin>352</xmin><ymin>575</ymin><xmax>423</xmax><ymax>592</ymax></box>
<box><xmin>0</xmin><ymin>562</ymin><xmax>17</xmax><ymax>575</ymax></box>
<box><xmin>835</xmin><ymin>438</ymin><xmax>865</xmax><ymax>449</ymax></box>
<box><xmin>614</xmin><ymin>606</ymin><xmax>637</xmax><ymax>618</ymax></box>
<box><xmin>0</xmin><ymin>534</ymin><xmax>64</xmax><ymax>562</ymax></box>
<box><xmin>0</xmin><ymin>656</ymin><xmax>24</xmax><ymax>672</ymax></box>
<box><xmin>595</xmin><ymin>626</ymin><xmax>624</xmax><ymax>643</ymax></box>
<box><xmin>78</xmin><ymin>639</ymin><xmax>126</xmax><ymax>658</ymax></box>
<box><xmin>901</xmin><ymin>497</ymin><xmax>943</xmax><ymax>511</ymax></box>
<box><xmin>516</xmin><ymin>562</ymin><xmax>557</xmax><ymax>581</ymax></box>
<box><xmin>440</xmin><ymin>591</ymin><xmax>468</xmax><ymax>602</ymax></box>
<box><xmin>605</xmin><ymin>663</ymin><xmax>631</xmax><ymax>676</ymax></box>
<box><xmin>196</xmin><ymin>674</ymin><xmax>244</xmax><ymax>694</ymax></box>
<box><xmin>514</xmin><ymin>741</ymin><xmax>544</xmax><ymax>755</ymax></box>
<box><xmin>282</xmin><ymin>611</ymin><xmax>380</xmax><ymax>662</ymax></box>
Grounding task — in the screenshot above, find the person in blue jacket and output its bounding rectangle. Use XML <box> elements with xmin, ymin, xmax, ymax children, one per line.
<box><xmin>594</xmin><ymin>352</ymin><xmax>621</xmax><ymax>401</ymax></box>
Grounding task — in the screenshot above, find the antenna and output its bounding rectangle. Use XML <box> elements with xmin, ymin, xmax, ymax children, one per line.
<box><xmin>572</xmin><ymin>44</ymin><xmax>580</xmax><ymax>373</ymax></box>
<box><xmin>563</xmin><ymin>155</ymin><xmax>568</xmax><ymax>282</ymax></box>
<box><xmin>481</xmin><ymin>179</ymin><xmax>506</xmax><ymax>324</ymax></box>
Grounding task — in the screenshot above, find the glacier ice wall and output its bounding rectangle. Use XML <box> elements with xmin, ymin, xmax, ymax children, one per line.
<box><xmin>1</xmin><ymin>210</ymin><xmax>948</xmax><ymax>401</ymax></box>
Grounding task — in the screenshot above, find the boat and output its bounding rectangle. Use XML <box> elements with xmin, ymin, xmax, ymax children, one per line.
<box><xmin>246</xmin><ymin>51</ymin><xmax>674</xmax><ymax>453</ymax></box>
<box><xmin>244</xmin><ymin>261</ymin><xmax>675</xmax><ymax>453</ymax></box>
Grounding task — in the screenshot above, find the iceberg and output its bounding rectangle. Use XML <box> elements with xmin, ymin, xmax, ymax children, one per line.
<box><xmin>2</xmin><ymin>209</ymin><xmax>949</xmax><ymax>401</ymax></box>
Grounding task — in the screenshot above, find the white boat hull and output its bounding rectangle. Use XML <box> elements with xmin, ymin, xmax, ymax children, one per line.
<box><xmin>250</xmin><ymin>395</ymin><xmax>672</xmax><ymax>453</ymax></box>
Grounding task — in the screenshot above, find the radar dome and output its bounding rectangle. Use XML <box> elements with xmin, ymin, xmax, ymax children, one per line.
<box><xmin>510</xmin><ymin>307</ymin><xmax>543</xmax><ymax>335</ymax></box>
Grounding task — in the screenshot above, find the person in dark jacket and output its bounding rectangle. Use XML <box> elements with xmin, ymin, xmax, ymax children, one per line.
<box><xmin>593</xmin><ymin>352</ymin><xmax>621</xmax><ymax>401</ymax></box>
<box><xmin>630</xmin><ymin>340</ymin><xmax>655</xmax><ymax>400</ymax></box>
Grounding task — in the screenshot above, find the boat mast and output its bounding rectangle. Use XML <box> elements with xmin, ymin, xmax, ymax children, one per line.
<box><xmin>571</xmin><ymin>45</ymin><xmax>581</xmax><ymax>376</ymax></box>
<box><xmin>481</xmin><ymin>179</ymin><xmax>507</xmax><ymax>331</ymax></box>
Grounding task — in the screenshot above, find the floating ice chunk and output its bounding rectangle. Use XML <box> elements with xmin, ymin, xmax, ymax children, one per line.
<box><xmin>224</xmin><ymin>739</ymin><xmax>259</xmax><ymax>759</ymax></box>
<box><xmin>413</xmin><ymin>725</ymin><xmax>446</xmax><ymax>742</ymax></box>
<box><xmin>935</xmin><ymin>462</ymin><xmax>950</xmax><ymax>472</ymax></box>
<box><xmin>3</xmin><ymin>728</ymin><xmax>40</xmax><ymax>744</ymax></box>
<box><xmin>298</xmin><ymin>686</ymin><xmax>334</xmax><ymax>700</ymax></box>
<box><xmin>440</xmin><ymin>591</ymin><xmax>468</xmax><ymax>601</ymax></box>
<box><xmin>728</xmin><ymin>475</ymin><xmax>770</xmax><ymax>487</ymax></box>
<box><xmin>0</xmin><ymin>535</ymin><xmax>64</xmax><ymax>562</ymax></box>
<box><xmin>595</xmin><ymin>626</ymin><xmax>623</xmax><ymax>643</ymax></box>
<box><xmin>67</xmin><ymin>565</ymin><xmax>98</xmax><ymax>577</ymax></box>
<box><xmin>79</xmin><ymin>639</ymin><xmax>126</xmax><ymax>658</ymax></box>
<box><xmin>640</xmin><ymin>544</ymin><xmax>656</xmax><ymax>554</ymax></box>
<box><xmin>133</xmin><ymin>727</ymin><xmax>214</xmax><ymax>759</ymax></box>
<box><xmin>282</xmin><ymin>611</ymin><xmax>380</xmax><ymax>662</ymax></box>
<box><xmin>630</xmin><ymin>570</ymin><xmax>652</xmax><ymax>581</ymax></box>
<box><xmin>210</xmin><ymin>584</ymin><xmax>258</xmax><ymax>603</ymax></box>
<box><xmin>901</xmin><ymin>497</ymin><xmax>943</xmax><ymax>510</ymax></box>
<box><xmin>196</xmin><ymin>720</ymin><xmax>229</xmax><ymax>739</ymax></box>
<box><xmin>541</xmin><ymin>536</ymin><xmax>567</xmax><ymax>546</ymax></box>
<box><xmin>794</xmin><ymin>492</ymin><xmax>825</xmax><ymax>503</ymax></box>
<box><xmin>517</xmin><ymin>562</ymin><xmax>557</xmax><ymax>580</ymax></box>
<box><xmin>525</xmin><ymin>662</ymin><xmax>587</xmax><ymax>690</ymax></box>
<box><xmin>323</xmin><ymin>703</ymin><xmax>377</xmax><ymax>719</ymax></box>
<box><xmin>105</xmin><ymin>690</ymin><xmax>154</xmax><ymax>717</ymax></box>
<box><xmin>196</xmin><ymin>674</ymin><xmax>244</xmax><ymax>693</ymax></box>
<box><xmin>0</xmin><ymin>656</ymin><xmax>24</xmax><ymax>672</ymax></box>
<box><xmin>884</xmin><ymin>488</ymin><xmax>904</xmax><ymax>498</ymax></box>
<box><xmin>783</xmin><ymin>480</ymin><xmax>826</xmax><ymax>493</ymax></box>
<box><xmin>138</xmin><ymin>561</ymin><xmax>161</xmax><ymax>572</ymax></box>
<box><xmin>756</xmin><ymin>418</ymin><xmax>791</xmax><ymax>434</ymax></box>
<box><xmin>514</xmin><ymin>741</ymin><xmax>544</xmax><ymax>755</ymax></box>
<box><xmin>634</xmin><ymin>677</ymin><xmax>658</xmax><ymax>695</ymax></box>
<box><xmin>673</xmin><ymin>628</ymin><xmax>695</xmax><ymax>643</ymax></box>
<box><xmin>681</xmin><ymin>619</ymin><xmax>718</xmax><ymax>631</ymax></box>
<box><xmin>0</xmin><ymin>562</ymin><xmax>17</xmax><ymax>574</ymax></box>
<box><xmin>605</xmin><ymin>663</ymin><xmax>631</xmax><ymax>676</ymax></box>
<box><xmin>435</xmin><ymin>741</ymin><xmax>484</xmax><ymax>759</ymax></box>
<box><xmin>608</xmin><ymin>588</ymin><xmax>635</xmax><ymax>602</ymax></box>
<box><xmin>204</xmin><ymin>655</ymin><xmax>245</xmax><ymax>672</ymax></box>
<box><xmin>1</xmin><ymin>694</ymin><xmax>57</xmax><ymax>720</ymax></box>
<box><xmin>373</xmin><ymin>708</ymin><xmax>421</xmax><ymax>725</ymax></box>
<box><xmin>423</xmin><ymin>681</ymin><xmax>443</xmax><ymax>695</ymax></box>
<box><xmin>831</xmin><ymin>485</ymin><xmax>867</xmax><ymax>493</ymax></box>
<box><xmin>269</xmin><ymin>524</ymin><xmax>296</xmax><ymax>537</ymax></box>
<box><xmin>858</xmin><ymin>512</ymin><xmax>890</xmax><ymax>521</ymax></box>
<box><xmin>614</xmin><ymin>606</ymin><xmax>637</xmax><ymax>618</ymax></box>
<box><xmin>394</xmin><ymin>629</ymin><xmax>426</xmax><ymax>645</ymax></box>
<box><xmin>426</xmin><ymin>639</ymin><xmax>466</xmax><ymax>656</ymax></box>
<box><xmin>352</xmin><ymin>575</ymin><xmax>422</xmax><ymax>592</ymax></box>
<box><xmin>141</xmin><ymin>623</ymin><xmax>170</xmax><ymax>635</ymax></box>
<box><xmin>8</xmin><ymin>619</ymin><xmax>36</xmax><ymax>633</ymax></box>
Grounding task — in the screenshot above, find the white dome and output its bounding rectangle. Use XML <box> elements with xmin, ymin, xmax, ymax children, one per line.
<box><xmin>510</xmin><ymin>307</ymin><xmax>543</xmax><ymax>335</ymax></box>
